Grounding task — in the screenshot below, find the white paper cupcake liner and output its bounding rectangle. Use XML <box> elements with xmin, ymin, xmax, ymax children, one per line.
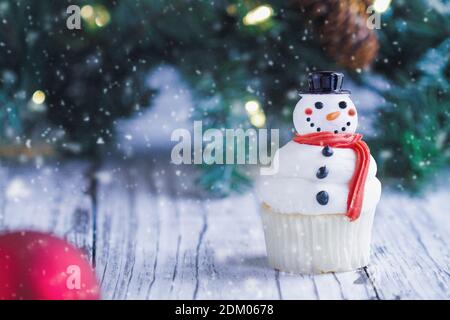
<box><xmin>261</xmin><ymin>204</ymin><xmax>376</xmax><ymax>274</ymax></box>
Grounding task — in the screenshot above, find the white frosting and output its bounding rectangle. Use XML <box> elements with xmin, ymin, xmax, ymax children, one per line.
<box><xmin>257</xmin><ymin>92</ymin><xmax>381</xmax><ymax>217</ymax></box>
<box><xmin>270</xmin><ymin>141</ymin><xmax>378</xmax><ymax>183</ymax></box>
<box><xmin>257</xmin><ymin>143</ymin><xmax>381</xmax><ymax>214</ymax></box>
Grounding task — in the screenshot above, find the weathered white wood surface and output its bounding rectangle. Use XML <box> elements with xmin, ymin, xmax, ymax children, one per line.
<box><xmin>0</xmin><ymin>159</ymin><xmax>448</xmax><ymax>300</ymax></box>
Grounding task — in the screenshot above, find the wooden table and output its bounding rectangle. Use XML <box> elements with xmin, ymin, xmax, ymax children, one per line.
<box><xmin>0</xmin><ymin>157</ymin><xmax>449</xmax><ymax>300</ymax></box>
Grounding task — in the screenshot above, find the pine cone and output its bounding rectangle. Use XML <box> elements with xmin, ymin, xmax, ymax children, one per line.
<box><xmin>295</xmin><ymin>0</ymin><xmax>379</xmax><ymax>70</ymax></box>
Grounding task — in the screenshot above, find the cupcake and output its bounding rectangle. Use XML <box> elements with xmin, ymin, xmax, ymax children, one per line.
<box><xmin>257</xmin><ymin>71</ymin><xmax>381</xmax><ymax>274</ymax></box>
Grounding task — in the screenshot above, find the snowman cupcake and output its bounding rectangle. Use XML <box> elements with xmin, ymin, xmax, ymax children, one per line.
<box><xmin>258</xmin><ymin>71</ymin><xmax>381</xmax><ymax>274</ymax></box>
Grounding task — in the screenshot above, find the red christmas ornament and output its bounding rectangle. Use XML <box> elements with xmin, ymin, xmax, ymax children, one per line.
<box><xmin>0</xmin><ymin>231</ymin><xmax>100</xmax><ymax>300</ymax></box>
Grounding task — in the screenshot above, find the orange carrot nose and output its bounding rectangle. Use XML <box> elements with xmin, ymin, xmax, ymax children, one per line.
<box><xmin>326</xmin><ymin>111</ymin><xmax>341</xmax><ymax>121</ymax></box>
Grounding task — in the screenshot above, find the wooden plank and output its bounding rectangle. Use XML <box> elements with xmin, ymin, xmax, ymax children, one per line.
<box><xmin>154</xmin><ymin>195</ymin><xmax>205</xmax><ymax>299</ymax></box>
<box><xmin>154</xmin><ymin>163</ymin><xmax>377</xmax><ymax>300</ymax></box>
<box><xmin>94</xmin><ymin>159</ymin><xmax>204</xmax><ymax>299</ymax></box>
<box><xmin>195</xmin><ymin>195</ymin><xmax>281</xmax><ymax>299</ymax></box>
<box><xmin>2</xmin><ymin>159</ymin><xmax>448</xmax><ymax>300</ymax></box>
<box><xmin>53</xmin><ymin>162</ymin><xmax>95</xmax><ymax>262</ymax></box>
<box><xmin>0</xmin><ymin>161</ymin><xmax>94</xmax><ymax>260</ymax></box>
<box><xmin>367</xmin><ymin>189</ymin><xmax>450</xmax><ymax>299</ymax></box>
<box><xmin>95</xmin><ymin>159</ymin><xmax>282</xmax><ymax>299</ymax></box>
<box><xmin>96</xmin><ymin>158</ymin><xmax>450</xmax><ymax>300</ymax></box>
<box><xmin>0</xmin><ymin>166</ymin><xmax>9</xmax><ymax>228</ymax></box>
<box><xmin>94</xmin><ymin>164</ymin><xmax>144</xmax><ymax>299</ymax></box>
<box><xmin>0</xmin><ymin>165</ymin><xmax>57</xmax><ymax>231</ymax></box>
<box><xmin>277</xmin><ymin>267</ymin><xmax>378</xmax><ymax>300</ymax></box>
<box><xmin>145</xmin><ymin>164</ymin><xmax>205</xmax><ymax>300</ymax></box>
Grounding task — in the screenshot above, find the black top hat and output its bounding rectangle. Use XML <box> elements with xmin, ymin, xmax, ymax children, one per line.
<box><xmin>300</xmin><ymin>71</ymin><xmax>350</xmax><ymax>94</ymax></box>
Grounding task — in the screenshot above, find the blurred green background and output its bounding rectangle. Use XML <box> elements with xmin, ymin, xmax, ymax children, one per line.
<box><xmin>0</xmin><ymin>0</ymin><xmax>449</xmax><ymax>195</ymax></box>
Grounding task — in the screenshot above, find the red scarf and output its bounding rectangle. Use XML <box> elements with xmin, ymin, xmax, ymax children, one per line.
<box><xmin>292</xmin><ymin>132</ymin><xmax>370</xmax><ymax>221</ymax></box>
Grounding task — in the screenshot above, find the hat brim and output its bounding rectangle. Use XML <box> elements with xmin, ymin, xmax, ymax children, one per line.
<box><xmin>298</xmin><ymin>89</ymin><xmax>351</xmax><ymax>94</ymax></box>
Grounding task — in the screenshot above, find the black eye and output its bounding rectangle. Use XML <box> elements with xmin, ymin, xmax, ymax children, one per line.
<box><xmin>315</xmin><ymin>102</ymin><xmax>323</xmax><ymax>109</ymax></box>
<box><xmin>338</xmin><ymin>101</ymin><xmax>347</xmax><ymax>109</ymax></box>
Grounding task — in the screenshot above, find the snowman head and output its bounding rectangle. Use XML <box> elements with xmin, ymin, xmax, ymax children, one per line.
<box><xmin>293</xmin><ymin>72</ymin><xmax>358</xmax><ymax>134</ymax></box>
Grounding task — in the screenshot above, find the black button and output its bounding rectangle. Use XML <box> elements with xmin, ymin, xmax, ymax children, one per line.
<box><xmin>322</xmin><ymin>146</ymin><xmax>333</xmax><ymax>157</ymax></box>
<box><xmin>316</xmin><ymin>191</ymin><xmax>329</xmax><ymax>205</ymax></box>
<box><xmin>316</xmin><ymin>166</ymin><xmax>328</xmax><ymax>179</ymax></box>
